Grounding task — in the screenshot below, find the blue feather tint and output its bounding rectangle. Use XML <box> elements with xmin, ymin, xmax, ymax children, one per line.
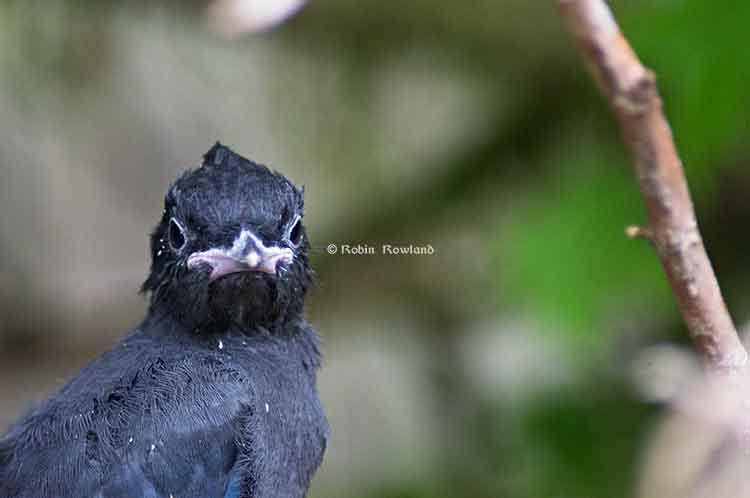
<box><xmin>224</xmin><ymin>471</ymin><xmax>241</xmax><ymax>498</ymax></box>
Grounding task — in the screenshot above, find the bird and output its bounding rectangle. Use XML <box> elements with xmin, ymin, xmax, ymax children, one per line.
<box><xmin>0</xmin><ymin>143</ymin><xmax>329</xmax><ymax>498</ymax></box>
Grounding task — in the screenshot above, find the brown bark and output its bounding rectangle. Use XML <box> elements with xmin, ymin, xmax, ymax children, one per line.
<box><xmin>557</xmin><ymin>0</ymin><xmax>747</xmax><ymax>372</ymax></box>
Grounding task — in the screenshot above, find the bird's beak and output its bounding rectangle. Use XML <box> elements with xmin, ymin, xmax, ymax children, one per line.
<box><xmin>187</xmin><ymin>229</ymin><xmax>293</xmax><ymax>281</ymax></box>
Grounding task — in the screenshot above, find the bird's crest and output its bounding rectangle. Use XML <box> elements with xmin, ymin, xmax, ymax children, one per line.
<box><xmin>203</xmin><ymin>141</ymin><xmax>240</xmax><ymax>168</ymax></box>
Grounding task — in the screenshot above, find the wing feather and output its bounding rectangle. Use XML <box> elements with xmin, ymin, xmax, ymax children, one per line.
<box><xmin>0</xmin><ymin>348</ymin><xmax>253</xmax><ymax>498</ymax></box>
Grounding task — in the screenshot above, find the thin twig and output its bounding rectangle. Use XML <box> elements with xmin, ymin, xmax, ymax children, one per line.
<box><xmin>557</xmin><ymin>0</ymin><xmax>747</xmax><ymax>372</ymax></box>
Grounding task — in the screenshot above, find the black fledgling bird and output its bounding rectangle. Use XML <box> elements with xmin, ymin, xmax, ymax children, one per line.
<box><xmin>0</xmin><ymin>143</ymin><xmax>329</xmax><ymax>498</ymax></box>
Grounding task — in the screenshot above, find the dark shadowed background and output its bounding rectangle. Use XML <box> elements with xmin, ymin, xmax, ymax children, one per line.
<box><xmin>1</xmin><ymin>1</ymin><xmax>749</xmax><ymax>497</ymax></box>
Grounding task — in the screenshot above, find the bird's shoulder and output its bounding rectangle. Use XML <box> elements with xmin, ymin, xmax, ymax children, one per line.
<box><xmin>0</xmin><ymin>328</ymin><xmax>254</xmax><ymax>498</ymax></box>
<box><xmin>60</xmin><ymin>329</ymin><xmax>251</xmax><ymax>411</ymax></box>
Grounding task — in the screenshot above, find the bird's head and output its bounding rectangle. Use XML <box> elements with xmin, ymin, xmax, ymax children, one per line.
<box><xmin>141</xmin><ymin>143</ymin><xmax>313</xmax><ymax>332</ymax></box>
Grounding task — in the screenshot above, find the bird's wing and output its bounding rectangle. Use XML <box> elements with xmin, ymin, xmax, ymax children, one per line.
<box><xmin>97</xmin><ymin>416</ymin><xmax>241</xmax><ymax>498</ymax></box>
<box><xmin>223</xmin><ymin>472</ymin><xmax>242</xmax><ymax>498</ymax></box>
<box><xmin>0</xmin><ymin>354</ymin><xmax>255</xmax><ymax>498</ymax></box>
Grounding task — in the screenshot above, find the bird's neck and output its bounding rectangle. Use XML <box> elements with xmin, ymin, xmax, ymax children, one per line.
<box><xmin>139</xmin><ymin>310</ymin><xmax>322</xmax><ymax>371</ymax></box>
<box><xmin>145</xmin><ymin>301</ymin><xmax>306</xmax><ymax>337</ymax></box>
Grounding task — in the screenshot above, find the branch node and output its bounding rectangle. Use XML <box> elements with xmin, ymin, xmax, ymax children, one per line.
<box><xmin>613</xmin><ymin>73</ymin><xmax>656</xmax><ymax>115</ymax></box>
<box><xmin>626</xmin><ymin>224</ymin><xmax>653</xmax><ymax>241</ymax></box>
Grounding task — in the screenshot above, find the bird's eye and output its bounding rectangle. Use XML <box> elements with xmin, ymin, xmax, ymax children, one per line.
<box><xmin>169</xmin><ymin>217</ymin><xmax>187</xmax><ymax>251</ymax></box>
<box><xmin>287</xmin><ymin>216</ymin><xmax>303</xmax><ymax>248</ymax></box>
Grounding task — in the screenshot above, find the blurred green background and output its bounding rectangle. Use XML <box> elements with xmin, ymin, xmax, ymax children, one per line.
<box><xmin>0</xmin><ymin>1</ymin><xmax>748</xmax><ymax>497</ymax></box>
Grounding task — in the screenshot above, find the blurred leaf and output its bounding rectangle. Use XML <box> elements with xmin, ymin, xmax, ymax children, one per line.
<box><xmin>522</xmin><ymin>382</ymin><xmax>652</xmax><ymax>498</ymax></box>
<box><xmin>619</xmin><ymin>0</ymin><xmax>750</xmax><ymax>198</ymax></box>
<box><xmin>495</xmin><ymin>137</ymin><xmax>673</xmax><ymax>350</ymax></box>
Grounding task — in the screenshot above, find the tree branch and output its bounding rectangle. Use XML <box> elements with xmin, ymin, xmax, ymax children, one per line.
<box><xmin>557</xmin><ymin>0</ymin><xmax>747</xmax><ymax>372</ymax></box>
